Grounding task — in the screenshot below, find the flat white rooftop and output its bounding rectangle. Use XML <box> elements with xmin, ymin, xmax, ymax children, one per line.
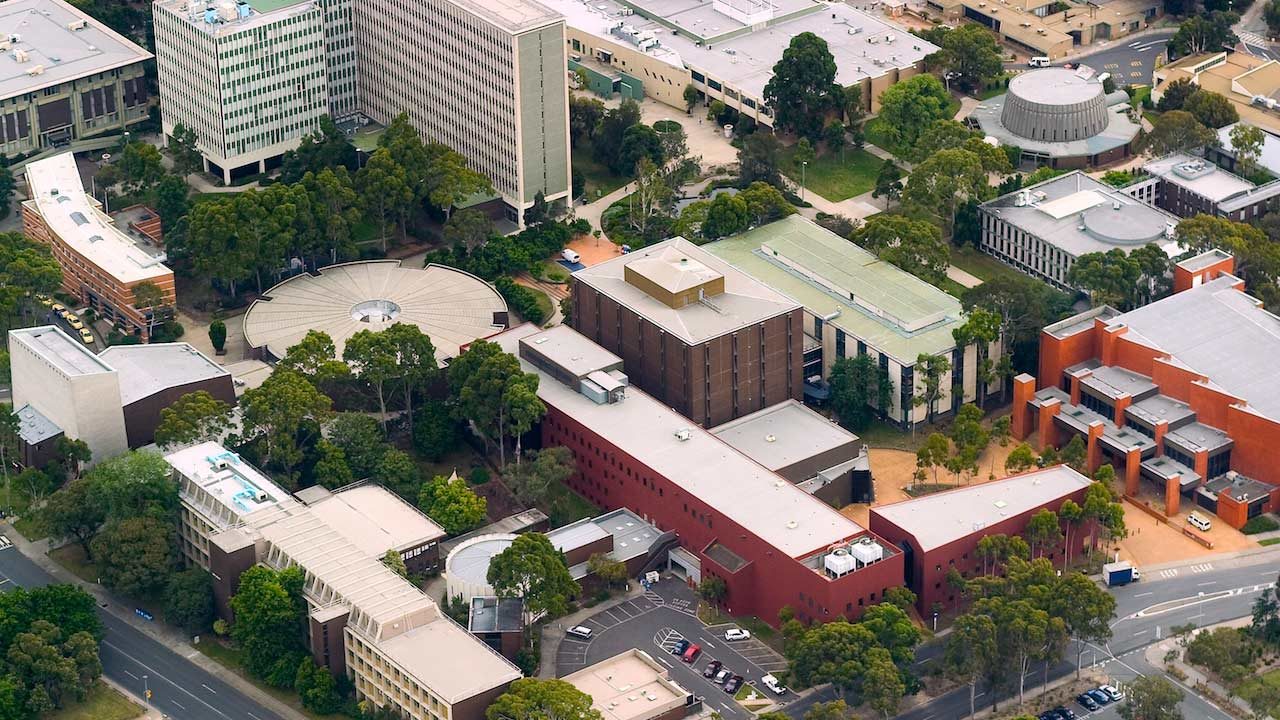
<box><xmin>302</xmin><ymin>484</ymin><xmax>446</xmax><ymax>557</ymax></box>
<box><xmin>377</xmin><ymin>614</ymin><xmax>523</xmax><ymax>703</ymax></box>
<box><xmin>871</xmin><ymin>466</ymin><xmax>1092</xmax><ymax>552</ymax></box>
<box><xmin>711</xmin><ymin>399</ymin><xmax>858</xmax><ymax>472</ymax></box>
<box><xmin>562</xmin><ymin>650</ymin><xmax>690</xmax><ymax>720</ymax></box>
<box><xmin>9</xmin><ymin>325</ymin><xmax>113</xmax><ymax>376</ymax></box>
<box><xmin>0</xmin><ymin>0</ymin><xmax>151</xmax><ymax>100</ymax></box>
<box><xmin>25</xmin><ymin>152</ymin><xmax>172</xmax><ymax>285</ymax></box>
<box><xmin>166</xmin><ymin>442</ymin><xmax>289</xmax><ymax>523</ymax></box>
<box><xmin>1144</xmin><ymin>154</ymin><xmax>1256</xmax><ymax>202</ymax></box>
<box><xmin>99</xmin><ymin>343</ymin><xmax>228</xmax><ymax>406</ymax></box>
<box><xmin>498</xmin><ymin>324</ymin><xmax>865</xmax><ymax>558</ymax></box>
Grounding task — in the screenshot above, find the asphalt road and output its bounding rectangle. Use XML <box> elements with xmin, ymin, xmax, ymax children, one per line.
<box><xmin>557</xmin><ymin>581</ymin><xmax>790</xmax><ymax>720</ymax></box>
<box><xmin>0</xmin><ymin>534</ymin><xmax>285</xmax><ymax>720</ymax></box>
<box><xmin>1005</xmin><ymin>31</ymin><xmax>1175</xmax><ymax>88</ymax></box>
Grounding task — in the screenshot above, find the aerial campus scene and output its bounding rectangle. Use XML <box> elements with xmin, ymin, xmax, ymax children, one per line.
<box><xmin>3</xmin><ymin>0</ymin><xmax>1280</xmax><ymax>719</ymax></box>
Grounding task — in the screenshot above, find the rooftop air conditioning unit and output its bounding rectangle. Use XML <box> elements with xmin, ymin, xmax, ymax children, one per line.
<box><xmin>9</xmin><ymin>33</ymin><xmax>21</xmax><ymax>43</ymax></box>
<box><xmin>824</xmin><ymin>549</ymin><xmax>856</xmax><ymax>576</ymax></box>
<box><xmin>25</xmin><ymin>64</ymin><xmax>43</xmax><ymax>76</ymax></box>
<box><xmin>674</xmin><ymin>428</ymin><xmax>692</xmax><ymax>441</ymax></box>
<box><xmin>66</xmin><ymin>19</ymin><xmax>86</xmax><ymax>30</ymax></box>
<box><xmin>11</xmin><ymin>48</ymin><xmax>27</xmax><ymax>62</ymax></box>
<box><xmin>884</xmin><ymin>33</ymin><xmax>894</xmax><ymax>42</ymax></box>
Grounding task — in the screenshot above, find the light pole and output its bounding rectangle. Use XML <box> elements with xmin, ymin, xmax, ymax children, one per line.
<box><xmin>800</xmin><ymin>160</ymin><xmax>808</xmax><ymax>202</ymax></box>
<box><xmin>143</xmin><ymin>675</ymin><xmax>150</xmax><ymax>706</ymax></box>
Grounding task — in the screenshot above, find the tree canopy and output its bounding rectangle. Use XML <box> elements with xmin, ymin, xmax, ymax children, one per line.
<box><xmin>763</xmin><ymin>32</ymin><xmax>840</xmax><ymax>140</ymax></box>
<box><xmin>487</xmin><ymin>678</ymin><xmax>602</xmax><ymax>720</ymax></box>
<box><xmin>851</xmin><ymin>214</ymin><xmax>949</xmax><ymax>285</ymax></box>
<box><xmin>876</xmin><ymin>74</ymin><xmax>953</xmax><ymax>151</ymax></box>
<box><xmin>487</xmin><ymin>533</ymin><xmax>580</xmax><ymax>618</ymax></box>
<box><xmin>828</xmin><ymin>355</ymin><xmax>893</xmax><ymax>431</ymax></box>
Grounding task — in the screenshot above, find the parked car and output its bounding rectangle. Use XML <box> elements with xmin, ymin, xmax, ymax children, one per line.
<box><xmin>724</xmin><ymin>628</ymin><xmax>751</xmax><ymax>641</ymax></box>
<box><xmin>1087</xmin><ymin>689</ymin><xmax>1111</xmax><ymax>705</ymax></box>
<box><xmin>1076</xmin><ymin>693</ymin><xmax>1099</xmax><ymax>711</ymax></box>
<box><xmin>761</xmin><ymin>674</ymin><xmax>787</xmax><ymax>695</ymax></box>
<box><xmin>703</xmin><ymin>660</ymin><xmax>722</xmax><ymax>678</ymax></box>
<box><xmin>79</xmin><ymin>328</ymin><xmax>94</xmax><ymax>345</ymax></box>
<box><xmin>565</xmin><ymin>625</ymin><xmax>593</xmax><ymax>640</ymax></box>
<box><xmin>1053</xmin><ymin>705</ymin><xmax>1076</xmax><ymax>719</ymax></box>
<box><xmin>562</xmin><ymin>248</ymin><xmax>581</xmax><ymax>264</ymax></box>
<box><xmin>713</xmin><ymin>669</ymin><xmax>731</xmax><ymax>685</ymax></box>
<box><xmin>50</xmin><ymin>303</ymin><xmax>66</xmax><ymax>314</ymax></box>
<box><xmin>1188</xmin><ymin>512</ymin><xmax>1212</xmax><ymax>532</ymax></box>
<box><xmin>681</xmin><ymin>643</ymin><xmax>701</xmax><ymax>663</ymax></box>
<box><xmin>1100</xmin><ymin>685</ymin><xmax>1123</xmax><ymax>702</ymax></box>
<box><xmin>672</xmin><ymin>639</ymin><xmax>690</xmax><ymax>656</ymax></box>
<box><xmin>67</xmin><ymin>316</ymin><xmax>84</xmax><ymax>330</ymax></box>
<box><xmin>723</xmin><ymin>675</ymin><xmax>744</xmax><ymax>694</ymax></box>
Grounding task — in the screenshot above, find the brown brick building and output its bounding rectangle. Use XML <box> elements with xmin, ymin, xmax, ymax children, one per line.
<box><xmin>571</xmin><ymin>239</ymin><xmax>803</xmax><ymax>427</ymax></box>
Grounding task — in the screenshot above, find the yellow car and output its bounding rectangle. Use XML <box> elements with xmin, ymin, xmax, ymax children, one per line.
<box><xmin>79</xmin><ymin>328</ymin><xmax>94</xmax><ymax>345</ymax></box>
<box><xmin>36</xmin><ymin>295</ymin><xmax>54</xmax><ymax>307</ymax></box>
<box><xmin>67</xmin><ymin>317</ymin><xmax>84</xmax><ymax>330</ymax></box>
<box><xmin>51</xmin><ymin>303</ymin><xmax>66</xmax><ymax>314</ymax></box>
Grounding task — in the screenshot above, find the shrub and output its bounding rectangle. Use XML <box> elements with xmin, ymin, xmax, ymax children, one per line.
<box><xmin>495</xmin><ymin>276</ymin><xmax>546</xmax><ymax>325</ymax></box>
<box><xmin>468</xmin><ymin>467</ymin><xmax>490</xmax><ymax>485</ymax></box>
<box><xmin>1242</xmin><ymin>515</ymin><xmax>1280</xmax><ymax>534</ymax></box>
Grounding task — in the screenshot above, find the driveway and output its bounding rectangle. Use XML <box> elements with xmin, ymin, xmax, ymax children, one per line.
<box><xmin>1003</xmin><ymin>31</ymin><xmax>1175</xmax><ymax>88</ymax></box>
<box><xmin>555</xmin><ymin>579</ymin><xmax>789</xmax><ymax>720</ymax></box>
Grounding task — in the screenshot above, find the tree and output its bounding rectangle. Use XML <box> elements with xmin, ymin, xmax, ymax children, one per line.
<box><xmin>1178</xmin><ymin>214</ymin><xmax>1280</xmax><ymax>303</ymax></box>
<box><xmin>278</xmin><ymin>330</ymin><xmax>349</xmax><ymax>384</ymax></box>
<box><xmin>39</xmin><ymin>479</ymin><xmax>104</xmax><ymax>560</ymax></box>
<box><xmin>1119</xmin><ymin>675</ymin><xmax>1183</xmax><ymax>720</ymax></box>
<box><xmin>587</xmin><ymin>553</ymin><xmax>628</xmax><ymax>588</ymax></box>
<box><xmin>913</xmin><ymin>120</ymin><xmax>976</xmax><ymax>161</ymax></box>
<box><xmin>883</xmin><ymin>587</ymin><xmax>917</xmax><ymax>613</ymax></box>
<box><xmin>0</xmin><ymin>165</ymin><xmax>14</xmax><ymax>220</ymax></box>
<box><xmin>418</xmin><ymin>474</ymin><xmax>488</xmax><ymax>534</ymax></box>
<box><xmin>230</xmin><ymin>566</ymin><xmax>306</xmax><ymax>679</ymax></box>
<box><xmin>91</xmin><ymin>517</ymin><xmax>175</xmax><ymax>598</ymax></box>
<box><xmin>0</xmin><ymin>232</ymin><xmax>61</xmax><ymax>335</ymax></box>
<box><xmin>504</xmin><ymin>446</ymin><xmax>576</xmax><ymax>513</ymax></box>
<box><xmin>702</xmin><ymin>193</ymin><xmax>750</xmax><ymax>239</ymax></box>
<box><xmin>444</xmin><ymin>208</ymin><xmax>494</xmax><ymax>251</ymax></box>
<box><xmin>1156</xmin><ymin>78</ymin><xmax>1197</xmax><ymax>112</ymax></box>
<box><xmin>950</xmin><ymin>404</ymin><xmax>989</xmax><ymax>460</ymax></box>
<box><xmin>329</xmin><ymin>413</ymin><xmax>386</xmax><ymax>479</ymax></box>
<box><xmin>616</xmin><ymin>124</ymin><xmax>664</xmax><ymax>176</ymax></box>
<box><xmin>1070</xmin><ymin>248</ymin><xmax>1142</xmax><ymax>308</ymax></box>
<box><xmin>1168</xmin><ymin>11</ymin><xmax>1238</xmax><ymax>57</ymax></box>
<box><xmin>356</xmin><ymin>147</ymin><xmax>413</xmax><ymax>249</ymax></box>
<box><xmin>912</xmin><ymin>353</ymin><xmax>951</xmax><ymax>424</ymax></box>
<box><xmin>763</xmin><ymin>32</ymin><xmax>839</xmax><ymax>139</ymax></box>
<box><xmin>917</xmin><ymin>433</ymin><xmax>951</xmax><ymax>484</ymax></box>
<box><xmin>380</xmin><ymin>548</ymin><xmax>408</xmax><ymax>578</ymax></box>
<box><xmin>1059</xmin><ymin>498</ymin><xmax>1084</xmax><ymax>567</ymax></box>
<box><xmin>154</xmin><ymin>391</ymin><xmax>232</xmax><ymax>448</ymax></box>
<box><xmin>939</xmin><ymin>24</ymin><xmax>1002</xmax><ymax>92</ymax></box>
<box><xmin>860</xmin><ymin>601</ymin><xmax>921</xmax><ymax>666</ymax></box>
<box><xmin>828</xmin><ymin>355</ymin><xmax>892</xmax><ymax>430</ymax></box>
<box><xmin>487</xmin><ymin>678</ymin><xmax>602</xmax><ymax>720</ymax></box>
<box><xmin>1024</xmin><ymin>509</ymin><xmax>1062</xmax><ymax>558</ymax></box>
<box><xmin>961</xmin><ymin>274</ymin><xmax>1072</xmax><ymax>376</ymax></box>
<box><xmin>413</xmin><ymin>400</ymin><xmax>459</xmax><ymax>462</ymax></box>
<box><xmin>626</xmin><ymin>157</ymin><xmax>675</xmax><ymax>241</ymax></box>
<box><xmin>1267</xmin><ymin>0</ymin><xmax>1280</xmax><ymax>36</ymax></box>
<box><xmin>1059</xmin><ymin>435</ymin><xmax>1087</xmax><ymax>472</ymax></box>
<box><xmin>51</xmin><ymin>437</ymin><xmax>90</xmax><ymax>481</ymax></box>
<box><xmin>295</xmin><ymin>658</ymin><xmax>342</xmax><ymax>715</ymax></box>
<box><xmin>823</xmin><ymin>120</ymin><xmax>847</xmax><ymax>160</ymax></box>
<box><xmin>863</xmin><ymin>648</ymin><xmax>905</xmax><ymax>719</ymax></box>
<box><xmin>1053</xmin><ymin>571</ymin><xmax>1116</xmax><ymax>677</ymax></box>
<box><xmin>488</xmin><ymin>533</ymin><xmax>580</xmax><ymax>618</ymax></box>
<box><xmin>343</xmin><ymin>328</ymin><xmax>398</xmax><ymax>429</ymax></box>
<box><xmin>373</xmin><ymin>448</ymin><xmax>420</xmax><ymax>497</ymax></box>
<box><xmin>163</xmin><ymin>568</ymin><xmax>215</xmax><ymax>635</ymax></box>
<box><xmin>240</xmin><ymin>369</ymin><xmax>332</xmax><ymax>484</ymax></box>
<box><xmin>6</xmin><ymin>621</ymin><xmax>97</xmax><ymax>710</ymax></box>
<box><xmin>1229</xmin><ymin>123</ymin><xmax>1266</xmax><ymax>179</ymax></box>
<box><xmin>872</xmin><ymin>159</ymin><xmax>903</xmax><ymax>207</ymax></box>
<box><xmin>738</xmin><ymin>182</ymin><xmax>795</xmax><ymax>226</ymax></box>
<box><xmin>903</xmin><ymin>148</ymin><xmax>990</xmax><ymax>235</ymax></box>
<box><xmin>208</xmin><ymin>318</ymin><xmax>227</xmax><ymax>353</ymax></box>
<box><xmin>738</xmin><ymin>133</ymin><xmax>783</xmax><ymax>187</ymax></box>
<box><xmin>154</xmin><ymin>174</ymin><xmax>190</xmax><ymax>234</ymax></box>
<box><xmin>787</xmin><ymin>619</ymin><xmax>881</xmax><ymax>697</ymax></box>
<box><xmin>279</xmin><ymin>116</ymin><xmax>358</xmax><ymax>184</ymax></box>
<box><xmin>851</xmin><ymin>214</ymin><xmax>949</xmax><ymax>285</ymax></box>
<box><xmin>1140</xmin><ymin>110</ymin><xmax>1217</xmax><ymax>156</ymax></box>
<box><xmin>1184</xmin><ymin>90</ymin><xmax>1238</xmax><ymax>129</ymax></box>
<box><xmin>311</xmin><ymin>440</ymin><xmax>354</xmax><ymax>489</ymax></box>
<box><xmin>167</xmin><ymin>123</ymin><xmax>203</xmax><ymax>176</ymax></box>
<box><xmin>596</xmin><ymin>100</ymin><xmax>642</xmax><ymax>162</ymax></box>
<box><xmin>876</xmin><ymin>74</ymin><xmax>952</xmax><ymax>151</ymax></box>
<box><xmin>449</xmin><ymin>340</ymin><xmax>543</xmax><ymax>466</ymax></box>
<box><xmin>683</xmin><ymin>84</ymin><xmax>700</xmax><ymax>113</ymax></box>
<box><xmin>117</xmin><ymin>141</ymin><xmax>164</xmax><ymax>192</ymax></box>
<box><xmin>1005</xmin><ymin>443</ymin><xmax>1038</xmax><ymax>474</ymax></box>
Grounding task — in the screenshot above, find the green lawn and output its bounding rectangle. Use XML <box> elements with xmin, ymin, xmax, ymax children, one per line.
<box><xmin>1238</xmin><ymin>668</ymin><xmax>1280</xmax><ymax>717</ymax></box>
<box><xmin>12</xmin><ymin>514</ymin><xmax>45</xmax><ymax>541</ymax></box>
<box><xmin>573</xmin><ymin>144</ymin><xmax>629</xmax><ymax>201</ymax></box>
<box><xmin>194</xmin><ymin>640</ymin><xmax>353</xmax><ymax>720</ymax></box>
<box><xmin>1260</xmin><ymin>537</ymin><xmax>1280</xmax><ymax>546</ymax></box>
<box><xmin>52</xmin><ymin>682</ymin><xmax>143</xmax><ymax>720</ymax></box>
<box><xmin>949</xmin><ymin>245</ymin><xmax>1026</xmax><ymax>286</ymax></box>
<box><xmin>49</xmin><ymin>544</ymin><xmax>99</xmax><ymax>584</ymax></box>
<box><xmin>779</xmin><ymin>145</ymin><xmax>884</xmax><ymax>202</ymax></box>
<box><xmin>735</xmin><ymin>683</ymin><xmax>764</xmax><ymax>702</ymax></box>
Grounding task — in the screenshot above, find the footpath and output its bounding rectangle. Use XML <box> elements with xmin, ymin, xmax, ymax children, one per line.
<box><xmin>0</xmin><ymin>520</ymin><xmax>308</xmax><ymax>720</ymax></box>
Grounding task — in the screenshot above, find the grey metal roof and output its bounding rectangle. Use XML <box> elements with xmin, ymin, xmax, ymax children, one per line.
<box><xmin>1081</xmin><ymin>365</ymin><xmax>1157</xmax><ymax>401</ymax></box>
<box><xmin>1142</xmin><ymin>455</ymin><xmax>1200</xmax><ymax>487</ymax></box>
<box><xmin>1165</xmin><ymin>421</ymin><xmax>1233</xmax><ymax>454</ymax></box>
<box><xmin>1109</xmin><ymin>275</ymin><xmax>1280</xmax><ymax>421</ymax></box>
<box><xmin>871</xmin><ymin>466</ymin><xmax>1093</xmax><ymax>552</ymax></box>
<box><xmin>98</xmin><ymin>343</ymin><xmax>229</xmax><ymax>406</ymax></box>
<box><xmin>468</xmin><ymin>597</ymin><xmax>523</xmax><ymax>633</ymax></box>
<box><xmin>1126</xmin><ymin>394</ymin><xmax>1196</xmax><ymax>429</ymax></box>
<box><xmin>1202</xmin><ymin>472</ymin><xmax>1272</xmax><ymax>502</ymax></box>
<box><xmin>969</xmin><ymin>90</ymin><xmax>1139</xmax><ymax>159</ymax></box>
<box><xmin>14</xmin><ymin>403</ymin><xmax>60</xmax><ymax>445</ymax></box>
<box><xmin>9</xmin><ymin>325</ymin><xmax>114</xmax><ymax>376</ymax></box>
<box><xmin>980</xmin><ymin>171</ymin><xmax>1180</xmax><ymax>259</ymax></box>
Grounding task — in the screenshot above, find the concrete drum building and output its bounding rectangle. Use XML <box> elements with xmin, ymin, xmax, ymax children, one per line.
<box><xmin>243</xmin><ymin>260</ymin><xmax>509</xmax><ymax>364</ymax></box>
<box><xmin>968</xmin><ymin>67</ymin><xmax>1140</xmax><ymax>168</ymax></box>
<box><xmin>23</xmin><ymin>152</ymin><xmax>175</xmax><ymax>340</ymax></box>
<box><xmin>571</xmin><ymin>238</ymin><xmax>803</xmax><ymax>427</ymax></box>
<box><xmin>0</xmin><ymin>0</ymin><xmax>153</xmax><ymax>155</ymax></box>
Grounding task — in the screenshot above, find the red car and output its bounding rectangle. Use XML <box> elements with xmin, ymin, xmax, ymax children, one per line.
<box><xmin>681</xmin><ymin>643</ymin><xmax>701</xmax><ymax>663</ymax></box>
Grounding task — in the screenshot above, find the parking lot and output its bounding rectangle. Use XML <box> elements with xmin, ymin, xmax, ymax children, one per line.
<box><xmin>555</xmin><ymin>579</ymin><xmax>789</xmax><ymax>720</ymax></box>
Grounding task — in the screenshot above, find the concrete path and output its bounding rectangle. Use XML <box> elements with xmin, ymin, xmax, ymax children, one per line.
<box><xmin>780</xmin><ymin>173</ymin><xmax>882</xmax><ymax>221</ymax></box>
<box><xmin>946</xmin><ymin>265</ymin><xmax>983</xmax><ymax>288</ymax></box>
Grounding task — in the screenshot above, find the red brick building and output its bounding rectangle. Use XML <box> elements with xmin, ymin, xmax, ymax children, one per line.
<box><xmin>1012</xmin><ymin>250</ymin><xmax>1280</xmax><ymax>527</ymax></box>
<box><xmin>571</xmin><ymin>238</ymin><xmax>803</xmax><ymax>428</ymax></box>
<box><xmin>494</xmin><ymin>323</ymin><xmax>903</xmax><ymax>627</ymax></box>
<box><xmin>869</xmin><ymin>466</ymin><xmax>1094</xmax><ymax>615</ymax></box>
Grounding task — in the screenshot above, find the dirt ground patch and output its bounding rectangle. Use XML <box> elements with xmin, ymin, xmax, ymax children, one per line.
<box><xmin>566</xmin><ymin>234</ymin><xmax>623</xmax><ymax>267</ymax></box>
<box><xmin>1112</xmin><ymin>491</ymin><xmax>1258</xmax><ymax>565</ymax></box>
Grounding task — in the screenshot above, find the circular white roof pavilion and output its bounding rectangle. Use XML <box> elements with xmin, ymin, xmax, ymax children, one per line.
<box><xmin>244</xmin><ymin>260</ymin><xmax>508</xmax><ymax>364</ymax></box>
<box><xmin>444</xmin><ymin>534</ymin><xmax>517</xmax><ymax>602</ymax></box>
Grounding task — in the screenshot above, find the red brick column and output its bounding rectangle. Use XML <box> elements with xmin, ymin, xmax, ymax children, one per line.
<box><xmin>1194</xmin><ymin>449</ymin><xmax>1209</xmax><ymax>486</ymax></box>
<box><xmin>1153</xmin><ymin>421</ymin><xmax>1169</xmax><ymax>456</ymax></box>
<box><xmin>1087</xmin><ymin>421</ymin><xmax>1105</xmax><ymax>474</ymax></box>
<box><xmin>1114</xmin><ymin>394</ymin><xmax>1131</xmax><ymax>428</ymax></box>
<box><xmin>1038</xmin><ymin>399</ymin><xmax>1062</xmax><ymax>452</ymax></box>
<box><xmin>1125</xmin><ymin>447</ymin><xmax>1142</xmax><ymax>496</ymax></box>
<box><xmin>1165</xmin><ymin>475</ymin><xmax>1181</xmax><ymax>517</ymax></box>
<box><xmin>1012</xmin><ymin>374</ymin><xmax>1036</xmax><ymax>440</ymax></box>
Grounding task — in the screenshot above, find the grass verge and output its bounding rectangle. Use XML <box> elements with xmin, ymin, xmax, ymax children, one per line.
<box><xmin>49</xmin><ymin>544</ymin><xmax>99</xmax><ymax>584</ymax></box>
<box><xmin>778</xmin><ymin>145</ymin><xmax>883</xmax><ymax>202</ymax></box>
<box><xmin>1260</xmin><ymin>538</ymin><xmax>1280</xmax><ymax>546</ymax></box>
<box><xmin>193</xmin><ymin>640</ymin><xmax>348</xmax><ymax>720</ymax></box>
<box><xmin>949</xmin><ymin>245</ymin><xmax>1027</xmax><ymax>285</ymax></box>
<box><xmin>52</xmin><ymin>682</ymin><xmax>143</xmax><ymax>720</ymax></box>
<box><xmin>573</xmin><ymin>144</ymin><xmax>630</xmax><ymax>201</ymax></box>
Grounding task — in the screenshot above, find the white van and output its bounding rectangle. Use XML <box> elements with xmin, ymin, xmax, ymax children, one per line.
<box><xmin>1028</xmin><ymin>56</ymin><xmax>1051</xmax><ymax>68</ymax></box>
<box><xmin>562</xmin><ymin>248</ymin><xmax>581</xmax><ymax>264</ymax></box>
<box><xmin>1188</xmin><ymin>512</ymin><xmax>1212</xmax><ymax>532</ymax></box>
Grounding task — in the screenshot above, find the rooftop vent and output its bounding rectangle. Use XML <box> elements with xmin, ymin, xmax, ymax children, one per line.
<box><xmin>66</xmin><ymin>19</ymin><xmax>87</xmax><ymax>30</ymax></box>
<box><xmin>765</xmin><ymin>434</ymin><xmax>776</xmax><ymax>442</ymax></box>
<box><xmin>674</xmin><ymin>428</ymin><xmax>691</xmax><ymax>441</ymax></box>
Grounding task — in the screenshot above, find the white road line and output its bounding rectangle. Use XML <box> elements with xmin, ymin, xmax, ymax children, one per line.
<box><xmin>704</xmin><ymin>641</ymin><xmax>716</xmax><ymax>649</ymax></box>
<box><xmin>102</xmin><ymin>639</ymin><xmax>233</xmax><ymax>720</ymax></box>
<box><xmin>202</xmin><ymin>683</ymin><xmax>217</xmax><ymax>693</ymax></box>
<box><xmin>1133</xmin><ymin>629</ymin><xmax>1149</xmax><ymax>636</ymax></box>
<box><xmin>124</xmin><ymin>670</ymin><xmax>138</xmax><ymax>680</ymax></box>
<box><xmin>1197</xmin><ymin>581</ymin><xmax>1218</xmax><ymax>587</ymax></box>
<box><xmin>1134</xmin><ymin>592</ymin><xmax>1153</xmax><ymax>598</ymax></box>
<box><xmin>247</xmin><ymin>714</ymin><xmax>262</xmax><ymax>720</ymax></box>
<box><xmin>658</xmin><ymin>656</ymin><xmax>673</xmax><ymax>668</ymax></box>
<box><xmin>171</xmin><ymin>700</ymin><xmax>186</xmax><ymax>710</ymax></box>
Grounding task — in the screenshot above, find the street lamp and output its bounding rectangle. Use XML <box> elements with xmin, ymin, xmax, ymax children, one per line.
<box><xmin>800</xmin><ymin>160</ymin><xmax>808</xmax><ymax>202</ymax></box>
<box><xmin>143</xmin><ymin>675</ymin><xmax>150</xmax><ymax>705</ymax></box>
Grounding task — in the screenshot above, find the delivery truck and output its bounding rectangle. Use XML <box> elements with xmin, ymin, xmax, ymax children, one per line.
<box><xmin>1103</xmin><ymin>561</ymin><xmax>1140</xmax><ymax>587</ymax></box>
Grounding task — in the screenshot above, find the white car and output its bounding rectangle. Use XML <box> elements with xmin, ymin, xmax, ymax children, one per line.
<box><xmin>724</xmin><ymin>628</ymin><xmax>751</xmax><ymax>641</ymax></box>
<box><xmin>566</xmin><ymin>625</ymin><xmax>593</xmax><ymax>640</ymax></box>
<box><xmin>1099</xmin><ymin>685</ymin><xmax>1123</xmax><ymax>702</ymax></box>
<box><xmin>761</xmin><ymin>674</ymin><xmax>788</xmax><ymax>695</ymax></box>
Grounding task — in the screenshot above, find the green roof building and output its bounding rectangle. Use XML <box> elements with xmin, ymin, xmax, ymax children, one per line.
<box><xmin>703</xmin><ymin>215</ymin><xmax>1001</xmax><ymax>427</ymax></box>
